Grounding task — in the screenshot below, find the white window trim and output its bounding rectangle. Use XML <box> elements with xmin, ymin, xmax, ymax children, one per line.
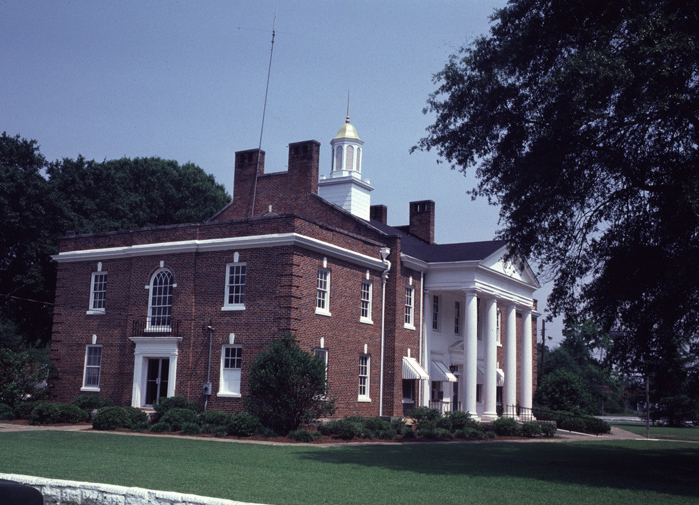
<box><xmin>217</xmin><ymin>344</ymin><xmax>242</xmax><ymax>398</ymax></box>
<box><xmin>86</xmin><ymin>271</ymin><xmax>107</xmax><ymax>315</ymax></box>
<box><xmin>221</xmin><ymin>262</ymin><xmax>247</xmax><ymax>311</ymax></box>
<box><xmin>360</xmin><ymin>280</ymin><xmax>373</xmax><ymax>324</ymax></box>
<box><xmin>81</xmin><ymin>345</ymin><xmax>102</xmax><ymax>392</ymax></box>
<box><xmin>315</xmin><ymin>268</ymin><xmax>332</xmax><ymax>316</ymax></box>
<box><xmin>358</xmin><ymin>354</ymin><xmax>371</xmax><ymax>402</ymax></box>
<box><xmin>404</xmin><ymin>286</ymin><xmax>415</xmax><ymax>330</ymax></box>
<box><xmin>432</xmin><ymin>294</ymin><xmax>440</xmax><ymax>332</ymax></box>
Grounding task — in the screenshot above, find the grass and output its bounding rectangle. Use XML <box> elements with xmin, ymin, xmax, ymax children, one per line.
<box><xmin>0</xmin><ymin>431</ymin><xmax>698</xmax><ymax>505</ymax></box>
<box><xmin>614</xmin><ymin>423</ymin><xmax>699</xmax><ymax>442</ymax></box>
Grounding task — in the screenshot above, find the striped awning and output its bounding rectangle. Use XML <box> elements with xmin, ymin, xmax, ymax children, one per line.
<box><xmin>431</xmin><ymin>361</ymin><xmax>457</xmax><ymax>382</ymax></box>
<box><xmin>477</xmin><ymin>366</ymin><xmax>505</xmax><ymax>386</ymax></box>
<box><xmin>497</xmin><ymin>369</ymin><xmax>505</xmax><ymax>387</ymax></box>
<box><xmin>402</xmin><ymin>356</ymin><xmax>429</xmax><ymax>380</ymax></box>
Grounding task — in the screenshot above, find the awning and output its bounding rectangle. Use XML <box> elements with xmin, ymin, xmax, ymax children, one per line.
<box><xmin>431</xmin><ymin>361</ymin><xmax>457</xmax><ymax>382</ymax></box>
<box><xmin>477</xmin><ymin>366</ymin><xmax>505</xmax><ymax>386</ymax></box>
<box><xmin>402</xmin><ymin>356</ymin><xmax>429</xmax><ymax>380</ymax></box>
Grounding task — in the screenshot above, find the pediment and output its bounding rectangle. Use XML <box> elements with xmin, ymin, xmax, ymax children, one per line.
<box><xmin>481</xmin><ymin>247</ymin><xmax>540</xmax><ymax>288</ymax></box>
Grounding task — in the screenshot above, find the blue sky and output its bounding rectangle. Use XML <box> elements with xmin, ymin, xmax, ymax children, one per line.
<box><xmin>1</xmin><ymin>0</ymin><xmax>563</xmax><ymax>344</ymax></box>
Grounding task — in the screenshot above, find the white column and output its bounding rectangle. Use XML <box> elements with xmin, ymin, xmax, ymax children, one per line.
<box><xmin>462</xmin><ymin>290</ymin><xmax>479</xmax><ymax>419</ymax></box>
<box><xmin>520</xmin><ymin>308</ymin><xmax>533</xmax><ymax>410</ymax></box>
<box><xmin>482</xmin><ymin>297</ymin><xmax>498</xmax><ymax>421</ymax></box>
<box><xmin>422</xmin><ymin>290</ymin><xmax>433</xmax><ymax>407</ymax></box>
<box><xmin>504</xmin><ymin>304</ymin><xmax>517</xmax><ymax>417</ymax></box>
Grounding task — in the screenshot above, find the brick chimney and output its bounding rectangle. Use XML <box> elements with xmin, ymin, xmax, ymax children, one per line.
<box><xmin>232</xmin><ymin>149</ymin><xmax>265</xmax><ymax>216</ymax></box>
<box><xmin>370</xmin><ymin>205</ymin><xmax>388</xmax><ymax>224</ymax></box>
<box><xmin>409</xmin><ymin>200</ymin><xmax>435</xmax><ymax>244</ymax></box>
<box><xmin>288</xmin><ymin>140</ymin><xmax>320</xmax><ymax>195</ymax></box>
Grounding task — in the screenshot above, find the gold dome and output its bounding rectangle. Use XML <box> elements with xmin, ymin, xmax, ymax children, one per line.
<box><xmin>335</xmin><ymin>116</ymin><xmax>360</xmax><ymax>140</ymax></box>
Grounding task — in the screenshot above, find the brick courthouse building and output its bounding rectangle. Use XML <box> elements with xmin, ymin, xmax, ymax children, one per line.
<box><xmin>50</xmin><ymin>117</ymin><xmax>540</xmax><ymax>420</ymax></box>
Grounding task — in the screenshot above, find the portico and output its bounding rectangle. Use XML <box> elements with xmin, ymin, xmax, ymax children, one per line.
<box><xmin>401</xmin><ymin>241</ymin><xmax>539</xmax><ymax>420</ymax></box>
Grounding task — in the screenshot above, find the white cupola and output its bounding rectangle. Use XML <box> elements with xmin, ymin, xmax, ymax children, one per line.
<box><xmin>318</xmin><ymin>109</ymin><xmax>374</xmax><ymax>220</ymax></box>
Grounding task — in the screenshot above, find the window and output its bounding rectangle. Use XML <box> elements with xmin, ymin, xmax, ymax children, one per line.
<box><xmin>82</xmin><ymin>345</ymin><xmax>102</xmax><ymax>390</ymax></box>
<box><xmin>404</xmin><ymin>286</ymin><xmax>415</xmax><ymax>329</ymax></box>
<box><xmin>223</xmin><ymin>262</ymin><xmax>246</xmax><ymax>310</ymax></box>
<box><xmin>496</xmin><ymin>310</ymin><xmax>502</xmax><ymax>345</ymax></box>
<box><xmin>454</xmin><ymin>301</ymin><xmax>461</xmax><ymax>335</ymax></box>
<box><xmin>314</xmin><ymin>348</ymin><xmax>328</xmax><ymax>383</ymax></box>
<box><xmin>431</xmin><ymin>380</ymin><xmax>444</xmax><ymax>401</ymax></box>
<box><xmin>148</xmin><ymin>269</ymin><xmax>173</xmax><ymax>329</ymax></box>
<box><xmin>88</xmin><ymin>272</ymin><xmax>107</xmax><ymax>314</ymax></box>
<box><xmin>316</xmin><ymin>268</ymin><xmax>331</xmax><ymax>315</ymax></box>
<box><xmin>358</xmin><ymin>355</ymin><xmax>370</xmax><ymax>401</ymax></box>
<box><xmin>476</xmin><ymin>384</ymin><xmax>482</xmax><ymax>403</ymax></box>
<box><xmin>403</xmin><ymin>379</ymin><xmax>415</xmax><ymax>403</ymax></box>
<box><xmin>219</xmin><ymin>345</ymin><xmax>242</xmax><ymax>396</ymax></box>
<box><xmin>432</xmin><ymin>295</ymin><xmax>440</xmax><ymax>331</ymax></box>
<box><xmin>360</xmin><ymin>281</ymin><xmax>373</xmax><ymax>323</ymax></box>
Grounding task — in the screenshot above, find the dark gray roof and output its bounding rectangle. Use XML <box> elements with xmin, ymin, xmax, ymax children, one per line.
<box><xmin>369</xmin><ymin>220</ymin><xmax>506</xmax><ymax>263</ymax></box>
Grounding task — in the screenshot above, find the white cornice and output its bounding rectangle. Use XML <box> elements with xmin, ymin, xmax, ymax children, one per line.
<box><xmin>53</xmin><ymin>233</ymin><xmax>386</xmax><ymax>270</ymax></box>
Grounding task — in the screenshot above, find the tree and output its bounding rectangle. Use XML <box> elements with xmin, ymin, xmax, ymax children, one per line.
<box><xmin>0</xmin><ymin>347</ymin><xmax>51</xmax><ymax>409</ymax></box>
<box><xmin>534</xmin><ymin>368</ymin><xmax>596</xmax><ymax>414</ymax></box>
<box><xmin>245</xmin><ymin>334</ymin><xmax>335</xmax><ymax>435</ymax></box>
<box><xmin>415</xmin><ymin>1</ymin><xmax>699</xmax><ymax>378</ymax></box>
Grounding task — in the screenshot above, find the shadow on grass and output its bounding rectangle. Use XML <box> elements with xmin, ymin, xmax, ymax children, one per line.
<box><xmin>297</xmin><ymin>441</ymin><xmax>699</xmax><ymax>498</ymax></box>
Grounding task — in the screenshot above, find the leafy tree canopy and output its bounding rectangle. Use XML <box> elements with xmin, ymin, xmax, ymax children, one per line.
<box><xmin>0</xmin><ymin>132</ymin><xmax>231</xmax><ymax>347</ymax></box>
<box><xmin>415</xmin><ymin>1</ymin><xmax>699</xmax><ymax>375</ymax></box>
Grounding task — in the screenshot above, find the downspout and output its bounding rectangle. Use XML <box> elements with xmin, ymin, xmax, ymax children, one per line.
<box><xmin>418</xmin><ymin>270</ymin><xmax>425</xmax><ymax>407</ymax></box>
<box><xmin>379</xmin><ymin>247</ymin><xmax>391</xmax><ymax>417</ymax></box>
<box><xmin>203</xmin><ymin>324</ymin><xmax>214</xmax><ymax>411</ymax></box>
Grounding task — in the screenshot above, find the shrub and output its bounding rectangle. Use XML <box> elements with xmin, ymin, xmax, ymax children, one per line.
<box><xmin>491</xmin><ymin>417</ymin><xmax>520</xmax><ymax>436</ymax></box>
<box><xmin>30</xmin><ymin>402</ymin><xmax>88</xmax><ymax>425</ymax></box>
<box><xmin>153</xmin><ymin>396</ymin><xmax>196</xmax><ymax>422</ymax></box>
<box><xmin>583</xmin><ymin>417</ymin><xmax>611</xmax><ymax>434</ymax></box>
<box><xmin>401</xmin><ymin>427</ymin><xmax>416</xmax><ymax>439</ymax></box>
<box><xmin>362</xmin><ymin>429</ymin><xmax>376</xmax><ymax>439</ymax></box>
<box><xmin>377</xmin><ymin>429</ymin><xmax>396</xmax><ymax>440</ymax></box>
<box><xmin>454</xmin><ymin>429</ymin><xmax>466</xmax><ymax>439</ymax></box>
<box><xmin>0</xmin><ymin>348</ymin><xmax>50</xmax><ymax>409</ymax></box>
<box><xmin>651</xmin><ymin>395</ymin><xmax>699</xmax><ymax>427</ymax></box>
<box><xmin>73</xmin><ymin>395</ymin><xmax>112</xmax><ymax>414</ymax></box>
<box><xmin>132</xmin><ymin>421</ymin><xmax>149</xmax><ymax>432</ymax></box>
<box><xmin>0</xmin><ymin>403</ymin><xmax>14</xmax><ymax>420</ymax></box>
<box><xmin>227</xmin><ymin>412</ymin><xmax>260</xmax><ymax>437</ymax></box>
<box><xmin>161</xmin><ymin>408</ymin><xmax>198</xmax><ymax>431</ymax></box>
<box><xmin>181</xmin><ymin>422</ymin><xmax>202</xmax><ymax>435</ymax></box>
<box><xmin>289</xmin><ymin>430</ymin><xmax>320</xmax><ymax>442</ymax></box>
<box><xmin>484</xmin><ymin>430</ymin><xmax>496</xmax><ymax>439</ymax></box>
<box><xmin>416</xmin><ymin>418</ymin><xmax>438</xmax><ymax>432</ymax></box>
<box><xmin>255</xmin><ymin>426</ymin><xmax>278</xmax><ymax>438</ymax></box>
<box><xmin>363</xmin><ymin>417</ymin><xmax>391</xmax><ymax>433</ymax></box>
<box><xmin>436</xmin><ymin>416</ymin><xmax>453</xmax><ymax>432</ymax></box>
<box><xmin>445</xmin><ymin>410</ymin><xmax>478</xmax><ymax>431</ymax></box>
<box><xmin>417</xmin><ymin>428</ymin><xmax>437</xmax><ymax>439</ymax></box>
<box><xmin>150</xmin><ymin>421</ymin><xmax>171</xmax><ymax>433</ymax></box>
<box><xmin>466</xmin><ymin>427</ymin><xmax>485</xmax><ymax>440</ymax></box>
<box><xmin>541</xmin><ymin>422</ymin><xmax>557</xmax><ymax>437</ymax></box>
<box><xmin>558</xmin><ymin>416</ymin><xmax>587</xmax><ymax>432</ymax></box>
<box><xmin>408</xmin><ymin>407</ymin><xmax>441</xmax><ymax>422</ymax></box>
<box><xmin>198</xmin><ymin>409</ymin><xmax>231</xmax><ymax>427</ymax></box>
<box><xmin>390</xmin><ymin>418</ymin><xmax>406</xmax><ymax>434</ymax></box>
<box><xmin>323</xmin><ymin>418</ymin><xmax>363</xmax><ymax>440</ymax></box>
<box><xmin>14</xmin><ymin>401</ymin><xmax>40</xmax><ymax>420</ymax></box>
<box><xmin>433</xmin><ymin>428</ymin><xmax>453</xmax><ymax>440</ymax></box>
<box><xmin>124</xmin><ymin>406</ymin><xmax>148</xmax><ymax>426</ymax></box>
<box><xmin>92</xmin><ymin>406</ymin><xmax>130</xmax><ymax>430</ymax></box>
<box><xmin>520</xmin><ymin>421</ymin><xmax>543</xmax><ymax>437</ymax></box>
<box><xmin>210</xmin><ymin>425</ymin><xmax>228</xmax><ymax>437</ymax></box>
<box><xmin>245</xmin><ymin>334</ymin><xmax>335</xmax><ymax>435</ymax></box>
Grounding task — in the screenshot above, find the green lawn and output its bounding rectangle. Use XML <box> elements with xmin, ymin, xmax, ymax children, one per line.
<box><xmin>1</xmin><ymin>431</ymin><xmax>698</xmax><ymax>505</ymax></box>
<box><xmin>614</xmin><ymin>423</ymin><xmax>699</xmax><ymax>442</ymax></box>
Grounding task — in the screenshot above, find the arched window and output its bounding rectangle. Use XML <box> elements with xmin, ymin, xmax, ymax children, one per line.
<box><xmin>148</xmin><ymin>269</ymin><xmax>174</xmax><ymax>329</ymax></box>
<box><xmin>346</xmin><ymin>145</ymin><xmax>355</xmax><ymax>171</ymax></box>
<box><xmin>334</xmin><ymin>146</ymin><xmax>343</xmax><ymax>171</ymax></box>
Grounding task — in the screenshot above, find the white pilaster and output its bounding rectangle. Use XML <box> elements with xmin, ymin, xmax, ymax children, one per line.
<box><xmin>504</xmin><ymin>304</ymin><xmax>517</xmax><ymax>417</ymax></box>
<box><xmin>482</xmin><ymin>296</ymin><xmax>498</xmax><ymax>421</ymax></box>
<box><xmin>462</xmin><ymin>290</ymin><xmax>479</xmax><ymax>419</ymax></box>
<box><xmin>422</xmin><ymin>290</ymin><xmax>432</xmax><ymax>407</ymax></box>
<box><xmin>520</xmin><ymin>308</ymin><xmax>533</xmax><ymax>409</ymax></box>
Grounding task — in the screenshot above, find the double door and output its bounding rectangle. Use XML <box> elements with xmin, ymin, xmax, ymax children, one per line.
<box><xmin>145</xmin><ymin>358</ymin><xmax>169</xmax><ymax>406</ymax></box>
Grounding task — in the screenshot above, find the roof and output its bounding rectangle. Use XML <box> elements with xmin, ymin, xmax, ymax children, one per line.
<box><xmin>368</xmin><ymin>219</ymin><xmax>506</xmax><ymax>263</ymax></box>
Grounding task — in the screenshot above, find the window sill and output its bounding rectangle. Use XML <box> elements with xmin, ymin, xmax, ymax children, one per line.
<box><xmin>360</xmin><ymin>318</ymin><xmax>373</xmax><ymax>325</ymax></box>
<box><xmin>357</xmin><ymin>397</ymin><xmax>371</xmax><ymax>403</ymax></box>
<box><xmin>221</xmin><ymin>305</ymin><xmax>245</xmax><ymax>312</ymax></box>
<box><xmin>315</xmin><ymin>308</ymin><xmax>332</xmax><ymax>317</ymax></box>
<box><xmin>402</xmin><ymin>399</ymin><xmax>415</xmax><ymax>404</ymax></box>
<box><xmin>85</xmin><ymin>310</ymin><xmax>105</xmax><ymax>316</ymax></box>
<box><xmin>80</xmin><ymin>387</ymin><xmax>100</xmax><ymax>392</ymax></box>
<box><xmin>217</xmin><ymin>392</ymin><xmax>242</xmax><ymax>398</ymax></box>
<box><xmin>404</xmin><ymin>324</ymin><xmax>416</xmax><ymax>330</ymax></box>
